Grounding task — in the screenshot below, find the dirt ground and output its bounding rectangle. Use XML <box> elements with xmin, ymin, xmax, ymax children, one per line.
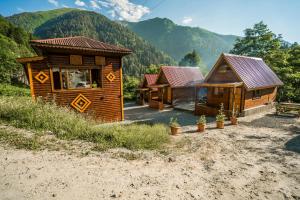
<box><xmin>0</xmin><ymin>110</ymin><xmax>300</xmax><ymax>200</ymax></box>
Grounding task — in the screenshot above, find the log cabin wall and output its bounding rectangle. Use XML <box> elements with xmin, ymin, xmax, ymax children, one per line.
<box><xmin>244</xmin><ymin>87</ymin><xmax>277</xmax><ymax>110</ymax></box>
<box><xmin>207</xmin><ymin>61</ymin><xmax>240</xmax><ymax>83</ymax></box>
<box><xmin>29</xmin><ymin>53</ymin><xmax>123</xmax><ymax>122</ymax></box>
<box><xmin>206</xmin><ymin>87</ymin><xmax>231</xmax><ymax>110</ymax></box>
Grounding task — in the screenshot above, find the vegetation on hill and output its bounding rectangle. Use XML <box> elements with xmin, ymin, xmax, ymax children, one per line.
<box><xmin>123</xmin><ymin>17</ymin><xmax>238</xmax><ymax>68</ymax></box>
<box><xmin>230</xmin><ymin>21</ymin><xmax>300</xmax><ymax>102</ymax></box>
<box><xmin>7</xmin><ymin>9</ymin><xmax>176</xmax><ymax>77</ymax></box>
<box><xmin>6</xmin><ymin>8</ymin><xmax>77</xmax><ymax>33</ymax></box>
<box><xmin>0</xmin><ymin>16</ymin><xmax>33</xmax><ymax>83</ymax></box>
<box><xmin>0</xmin><ymin>96</ymin><xmax>169</xmax><ymax>150</ymax></box>
<box><xmin>179</xmin><ymin>50</ymin><xmax>208</xmax><ymax>74</ymax></box>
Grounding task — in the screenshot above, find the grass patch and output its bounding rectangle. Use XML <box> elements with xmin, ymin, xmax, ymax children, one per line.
<box><xmin>0</xmin><ymin>84</ymin><xmax>30</xmax><ymax>96</ymax></box>
<box><xmin>0</xmin><ymin>96</ymin><xmax>169</xmax><ymax>150</ymax></box>
<box><xmin>0</xmin><ymin>129</ymin><xmax>43</xmax><ymax>150</ymax></box>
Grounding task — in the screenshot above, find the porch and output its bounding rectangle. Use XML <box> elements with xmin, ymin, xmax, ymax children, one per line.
<box><xmin>195</xmin><ymin>82</ymin><xmax>244</xmax><ymax>117</ymax></box>
<box><xmin>147</xmin><ymin>84</ymin><xmax>170</xmax><ymax>110</ymax></box>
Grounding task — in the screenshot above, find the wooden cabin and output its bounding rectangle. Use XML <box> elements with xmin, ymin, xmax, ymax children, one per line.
<box><xmin>149</xmin><ymin>66</ymin><xmax>204</xmax><ymax>110</ymax></box>
<box><xmin>17</xmin><ymin>36</ymin><xmax>131</xmax><ymax>122</ymax></box>
<box><xmin>195</xmin><ymin>53</ymin><xmax>283</xmax><ymax>117</ymax></box>
<box><xmin>136</xmin><ymin>74</ymin><xmax>158</xmax><ymax>105</ymax></box>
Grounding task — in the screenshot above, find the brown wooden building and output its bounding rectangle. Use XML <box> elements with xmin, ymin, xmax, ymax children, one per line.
<box><xmin>136</xmin><ymin>74</ymin><xmax>158</xmax><ymax>105</ymax></box>
<box><xmin>195</xmin><ymin>53</ymin><xmax>283</xmax><ymax>116</ymax></box>
<box><xmin>17</xmin><ymin>36</ymin><xmax>131</xmax><ymax>122</ymax></box>
<box><xmin>149</xmin><ymin>66</ymin><xmax>204</xmax><ymax>110</ymax></box>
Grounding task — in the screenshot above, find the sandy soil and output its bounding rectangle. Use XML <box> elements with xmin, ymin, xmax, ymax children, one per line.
<box><xmin>0</xmin><ymin>111</ymin><xmax>300</xmax><ymax>200</ymax></box>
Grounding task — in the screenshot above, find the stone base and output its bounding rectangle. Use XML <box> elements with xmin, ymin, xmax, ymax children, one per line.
<box><xmin>241</xmin><ymin>103</ymin><xmax>275</xmax><ymax>117</ymax></box>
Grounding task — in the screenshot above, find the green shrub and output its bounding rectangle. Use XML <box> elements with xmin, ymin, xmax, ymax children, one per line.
<box><xmin>0</xmin><ymin>84</ymin><xmax>30</xmax><ymax>96</ymax></box>
<box><xmin>0</xmin><ymin>96</ymin><xmax>169</xmax><ymax>150</ymax></box>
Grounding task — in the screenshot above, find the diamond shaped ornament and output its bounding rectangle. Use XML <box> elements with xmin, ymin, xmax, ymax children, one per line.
<box><xmin>35</xmin><ymin>71</ymin><xmax>49</xmax><ymax>84</ymax></box>
<box><xmin>106</xmin><ymin>72</ymin><xmax>116</xmax><ymax>82</ymax></box>
<box><xmin>70</xmin><ymin>94</ymin><xmax>92</xmax><ymax>113</ymax></box>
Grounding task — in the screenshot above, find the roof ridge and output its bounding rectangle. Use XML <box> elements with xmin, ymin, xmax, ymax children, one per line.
<box><xmin>223</xmin><ymin>53</ymin><xmax>262</xmax><ymax>60</ymax></box>
<box><xmin>31</xmin><ymin>36</ymin><xmax>84</xmax><ymax>42</ymax></box>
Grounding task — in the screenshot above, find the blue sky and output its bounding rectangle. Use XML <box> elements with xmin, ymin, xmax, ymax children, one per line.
<box><xmin>0</xmin><ymin>0</ymin><xmax>299</xmax><ymax>43</ymax></box>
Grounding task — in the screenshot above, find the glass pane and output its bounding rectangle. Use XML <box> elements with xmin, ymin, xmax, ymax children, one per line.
<box><xmin>61</xmin><ymin>69</ymin><xmax>68</xmax><ymax>89</ymax></box>
<box><xmin>68</xmin><ymin>69</ymin><xmax>91</xmax><ymax>89</ymax></box>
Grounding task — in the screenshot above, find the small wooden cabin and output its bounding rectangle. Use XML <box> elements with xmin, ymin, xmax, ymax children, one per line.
<box><xmin>17</xmin><ymin>36</ymin><xmax>131</xmax><ymax>122</ymax></box>
<box><xmin>195</xmin><ymin>53</ymin><xmax>283</xmax><ymax>116</ymax></box>
<box><xmin>136</xmin><ymin>74</ymin><xmax>158</xmax><ymax>105</ymax></box>
<box><xmin>149</xmin><ymin>66</ymin><xmax>204</xmax><ymax>110</ymax></box>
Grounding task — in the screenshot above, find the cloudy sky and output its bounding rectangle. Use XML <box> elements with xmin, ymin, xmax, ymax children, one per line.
<box><xmin>0</xmin><ymin>0</ymin><xmax>299</xmax><ymax>43</ymax></box>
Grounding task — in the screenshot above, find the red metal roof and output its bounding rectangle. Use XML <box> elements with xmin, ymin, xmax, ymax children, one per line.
<box><xmin>160</xmin><ymin>66</ymin><xmax>204</xmax><ymax>87</ymax></box>
<box><xmin>222</xmin><ymin>53</ymin><xmax>283</xmax><ymax>90</ymax></box>
<box><xmin>30</xmin><ymin>36</ymin><xmax>132</xmax><ymax>55</ymax></box>
<box><xmin>144</xmin><ymin>74</ymin><xmax>158</xmax><ymax>86</ymax></box>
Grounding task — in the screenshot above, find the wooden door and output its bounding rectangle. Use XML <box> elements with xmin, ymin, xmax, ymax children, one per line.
<box><xmin>167</xmin><ymin>87</ymin><xmax>172</xmax><ymax>104</ymax></box>
<box><xmin>234</xmin><ymin>88</ymin><xmax>242</xmax><ymax>112</ymax></box>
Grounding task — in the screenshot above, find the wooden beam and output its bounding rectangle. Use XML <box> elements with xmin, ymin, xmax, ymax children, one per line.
<box><xmin>120</xmin><ymin>59</ymin><xmax>124</xmax><ymax>121</ymax></box>
<box><xmin>17</xmin><ymin>56</ymin><xmax>45</xmax><ymax>63</ymax></box>
<box><xmin>197</xmin><ymin>82</ymin><xmax>243</xmax><ymax>88</ymax></box>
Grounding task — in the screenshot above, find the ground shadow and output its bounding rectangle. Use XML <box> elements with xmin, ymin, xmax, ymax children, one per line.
<box><xmin>285</xmin><ymin>134</ymin><xmax>300</xmax><ymax>153</ymax></box>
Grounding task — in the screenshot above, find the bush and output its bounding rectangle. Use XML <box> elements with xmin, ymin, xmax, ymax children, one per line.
<box><xmin>0</xmin><ymin>96</ymin><xmax>169</xmax><ymax>150</ymax></box>
<box><xmin>0</xmin><ymin>84</ymin><xmax>30</xmax><ymax>96</ymax></box>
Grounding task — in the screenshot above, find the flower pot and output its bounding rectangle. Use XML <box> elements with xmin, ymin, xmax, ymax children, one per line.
<box><xmin>170</xmin><ymin>126</ymin><xmax>181</xmax><ymax>135</ymax></box>
<box><xmin>216</xmin><ymin>121</ymin><xmax>224</xmax><ymax>129</ymax></box>
<box><xmin>197</xmin><ymin>123</ymin><xmax>206</xmax><ymax>132</ymax></box>
<box><xmin>230</xmin><ymin>117</ymin><xmax>238</xmax><ymax>125</ymax></box>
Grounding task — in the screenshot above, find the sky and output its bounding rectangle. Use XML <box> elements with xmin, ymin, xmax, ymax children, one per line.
<box><xmin>0</xmin><ymin>0</ymin><xmax>299</xmax><ymax>43</ymax></box>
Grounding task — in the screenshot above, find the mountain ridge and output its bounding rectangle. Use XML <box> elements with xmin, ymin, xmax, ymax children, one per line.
<box><xmin>123</xmin><ymin>17</ymin><xmax>238</xmax><ymax>68</ymax></box>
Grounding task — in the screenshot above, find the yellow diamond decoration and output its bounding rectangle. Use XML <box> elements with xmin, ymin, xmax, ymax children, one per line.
<box><xmin>35</xmin><ymin>71</ymin><xmax>49</xmax><ymax>84</ymax></box>
<box><xmin>70</xmin><ymin>94</ymin><xmax>92</xmax><ymax>113</ymax></box>
<box><xmin>106</xmin><ymin>72</ymin><xmax>116</xmax><ymax>82</ymax></box>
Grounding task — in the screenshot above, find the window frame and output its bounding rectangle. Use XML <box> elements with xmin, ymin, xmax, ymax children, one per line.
<box><xmin>252</xmin><ymin>90</ymin><xmax>262</xmax><ymax>99</ymax></box>
<box><xmin>51</xmin><ymin>65</ymin><xmax>103</xmax><ymax>91</ymax></box>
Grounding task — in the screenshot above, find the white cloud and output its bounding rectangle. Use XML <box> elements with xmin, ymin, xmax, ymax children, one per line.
<box><xmin>93</xmin><ymin>0</ymin><xmax>150</xmax><ymax>22</ymax></box>
<box><xmin>62</xmin><ymin>4</ymin><xmax>69</xmax><ymax>8</ymax></box>
<box><xmin>75</xmin><ymin>0</ymin><xmax>86</xmax><ymax>7</ymax></box>
<box><xmin>182</xmin><ymin>16</ymin><xmax>193</xmax><ymax>25</ymax></box>
<box><xmin>90</xmin><ymin>0</ymin><xmax>100</xmax><ymax>9</ymax></box>
<box><xmin>48</xmin><ymin>0</ymin><xmax>59</xmax><ymax>7</ymax></box>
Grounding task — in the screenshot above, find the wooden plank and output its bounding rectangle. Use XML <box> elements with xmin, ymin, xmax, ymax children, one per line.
<box><xmin>17</xmin><ymin>56</ymin><xmax>45</xmax><ymax>63</ymax></box>
<box><xmin>27</xmin><ymin>63</ymin><xmax>35</xmax><ymax>100</ymax></box>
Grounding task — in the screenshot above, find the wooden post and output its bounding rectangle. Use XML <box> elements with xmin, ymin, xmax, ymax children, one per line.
<box><xmin>120</xmin><ymin>61</ymin><xmax>124</xmax><ymax>121</ymax></box>
<box><xmin>231</xmin><ymin>87</ymin><xmax>236</xmax><ymax>115</ymax></box>
<box><xmin>27</xmin><ymin>63</ymin><xmax>35</xmax><ymax>101</ymax></box>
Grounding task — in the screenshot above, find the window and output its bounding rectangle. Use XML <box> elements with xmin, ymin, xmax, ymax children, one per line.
<box><xmin>213</xmin><ymin>87</ymin><xmax>224</xmax><ymax>97</ymax></box>
<box><xmin>52</xmin><ymin>67</ymin><xmax>102</xmax><ymax>90</ymax></box>
<box><xmin>252</xmin><ymin>90</ymin><xmax>261</xmax><ymax>99</ymax></box>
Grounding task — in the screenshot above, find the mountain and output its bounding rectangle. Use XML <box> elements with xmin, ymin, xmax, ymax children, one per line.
<box><xmin>7</xmin><ymin>9</ymin><xmax>176</xmax><ymax>76</ymax></box>
<box><xmin>123</xmin><ymin>18</ymin><xmax>238</xmax><ymax>68</ymax></box>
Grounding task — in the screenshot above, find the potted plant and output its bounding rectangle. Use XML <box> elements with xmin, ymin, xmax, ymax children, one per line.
<box><xmin>197</xmin><ymin>115</ymin><xmax>206</xmax><ymax>132</ymax></box>
<box><xmin>92</xmin><ymin>81</ymin><xmax>98</xmax><ymax>88</ymax></box>
<box><xmin>216</xmin><ymin>103</ymin><xmax>225</xmax><ymax>129</ymax></box>
<box><xmin>169</xmin><ymin>117</ymin><xmax>181</xmax><ymax>135</ymax></box>
<box><xmin>230</xmin><ymin>106</ymin><xmax>239</xmax><ymax>125</ymax></box>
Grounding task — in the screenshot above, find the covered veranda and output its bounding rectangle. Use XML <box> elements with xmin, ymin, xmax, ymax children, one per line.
<box><xmin>148</xmin><ymin>84</ymin><xmax>169</xmax><ymax>110</ymax></box>
<box><xmin>195</xmin><ymin>82</ymin><xmax>244</xmax><ymax>117</ymax></box>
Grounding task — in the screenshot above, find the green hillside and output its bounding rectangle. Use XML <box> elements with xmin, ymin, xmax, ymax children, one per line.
<box><xmin>123</xmin><ymin>17</ymin><xmax>238</xmax><ymax>68</ymax></box>
<box><xmin>0</xmin><ymin>15</ymin><xmax>33</xmax><ymax>83</ymax></box>
<box><xmin>7</xmin><ymin>9</ymin><xmax>176</xmax><ymax>76</ymax></box>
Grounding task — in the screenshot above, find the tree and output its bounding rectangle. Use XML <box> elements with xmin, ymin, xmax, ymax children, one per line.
<box><xmin>230</xmin><ymin>21</ymin><xmax>282</xmax><ymax>59</ymax></box>
<box><xmin>179</xmin><ymin>50</ymin><xmax>208</xmax><ymax>74</ymax></box>
<box><xmin>179</xmin><ymin>50</ymin><xmax>201</xmax><ymax>66</ymax></box>
<box><xmin>145</xmin><ymin>64</ymin><xmax>160</xmax><ymax>74</ymax></box>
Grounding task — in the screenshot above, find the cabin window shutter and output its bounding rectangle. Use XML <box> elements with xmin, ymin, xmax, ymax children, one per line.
<box><xmin>70</xmin><ymin>55</ymin><xmax>83</xmax><ymax>65</ymax></box>
<box><xmin>95</xmin><ymin>56</ymin><xmax>105</xmax><ymax>65</ymax></box>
